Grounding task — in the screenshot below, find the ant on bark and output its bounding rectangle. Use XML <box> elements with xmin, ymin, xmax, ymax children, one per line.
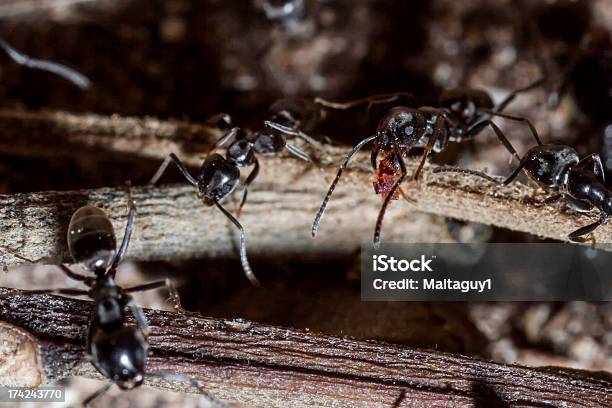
<box><xmin>435</xmin><ymin>140</ymin><xmax>612</xmax><ymax>242</ymax></box>
<box><xmin>149</xmin><ymin>98</ymin><xmax>321</xmax><ymax>287</ymax></box>
<box><xmin>311</xmin><ymin>80</ymin><xmax>544</xmax><ymax>248</ymax></box>
<box><xmin>0</xmin><ymin>36</ymin><xmax>90</xmax><ymax>89</ymax></box>
<box><xmin>2</xmin><ymin>184</ymin><xmax>226</xmax><ymax>406</ymax></box>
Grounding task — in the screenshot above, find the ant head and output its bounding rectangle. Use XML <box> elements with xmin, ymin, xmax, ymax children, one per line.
<box><xmin>197</xmin><ymin>154</ymin><xmax>240</xmax><ymax>202</ymax></box>
<box><xmin>439</xmin><ymin>88</ymin><xmax>493</xmax><ymax>125</ymax></box>
<box><xmin>252</xmin><ymin>130</ymin><xmax>286</xmax><ymax>155</ymax></box>
<box><xmin>91</xmin><ymin>327</ymin><xmax>146</xmax><ymax>390</ymax></box>
<box><xmin>227</xmin><ymin>138</ymin><xmax>256</xmax><ymax>166</ymax></box>
<box><xmin>67</xmin><ymin>206</ymin><xmax>117</xmax><ymax>273</ymax></box>
<box><xmin>377</xmin><ymin>107</ymin><xmax>427</xmax><ymax>148</ymax></box>
<box><xmin>523</xmin><ymin>145</ymin><xmax>580</xmax><ymax>189</ymax></box>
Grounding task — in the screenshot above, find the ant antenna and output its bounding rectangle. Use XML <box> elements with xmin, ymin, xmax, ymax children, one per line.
<box><xmin>0</xmin><ymin>37</ymin><xmax>91</xmax><ymax>89</ymax></box>
<box><xmin>214</xmin><ymin>201</ymin><xmax>261</xmax><ymax>287</ymax></box>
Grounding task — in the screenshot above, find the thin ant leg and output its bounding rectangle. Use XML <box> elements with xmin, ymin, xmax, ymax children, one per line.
<box><xmin>83</xmin><ymin>382</ymin><xmax>113</xmax><ymax>407</ymax></box>
<box><xmin>494</xmin><ymin>77</ymin><xmax>546</xmax><ymax>112</ymax></box>
<box><xmin>370</xmin><ymin>145</ymin><xmax>381</xmax><ymax>170</ymax></box>
<box><xmin>237</xmin><ymin>158</ymin><xmax>260</xmax><ymax>218</ymax></box>
<box><xmin>147</xmin><ymin>372</ymin><xmax>230</xmax><ymax>408</ymax></box>
<box><xmin>0</xmin><ymin>37</ymin><xmax>91</xmax><ymax>90</ymax></box>
<box><xmin>264</xmin><ymin>120</ymin><xmax>321</xmax><ymax>146</ymax></box>
<box><xmin>312</xmin><ymin>134</ymin><xmax>378</xmax><ymax>238</ymax></box>
<box><xmin>481</xmin><ymin>109</ymin><xmax>543</xmax><ymax>146</ymax></box>
<box><xmin>568</xmin><ymin>216</ymin><xmax>607</xmax><ymax>242</ymax></box>
<box><xmin>110</xmin><ymin>181</ymin><xmax>136</xmax><ymax>271</ymax></box>
<box><xmin>58</xmin><ymin>264</ymin><xmax>93</xmax><ymax>284</ymax></box>
<box><xmin>27</xmin><ymin>288</ymin><xmax>89</xmax><ymax>296</ymax></box>
<box><xmin>124</xmin><ymin>278</ymin><xmax>184</xmax><ymax>312</ymax></box>
<box><xmin>124</xmin><ymin>295</ymin><xmax>150</xmax><ymax>337</ymax></box>
<box><xmin>285</xmin><ymin>143</ymin><xmax>312</xmax><ymax>161</ymax></box>
<box><xmin>214</xmin><ymin>201</ymin><xmax>260</xmax><ymax>287</ymax></box>
<box><xmin>433</xmin><ymin>166</ymin><xmax>502</xmax><ymax>184</ymax></box>
<box><xmin>466</xmin><ymin>119</ymin><xmax>522</xmax><ymax>162</ymax></box>
<box><xmin>149</xmin><ymin>153</ymin><xmax>198</xmax><ymax>186</ymax></box>
<box><xmin>210</xmin><ymin>127</ymin><xmax>241</xmax><ymax>152</ymax></box>
<box><xmin>373</xmin><ymin>142</ymin><xmax>408</xmax><ymax>249</ymax></box>
<box><xmin>314</xmin><ymin>92</ymin><xmax>415</xmax><ymax>110</ymax></box>
<box><xmin>413</xmin><ymin>112</ymin><xmax>445</xmax><ymax>180</ymax></box>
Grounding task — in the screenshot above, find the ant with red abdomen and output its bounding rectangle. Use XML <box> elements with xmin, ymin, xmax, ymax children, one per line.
<box><xmin>311</xmin><ymin>79</ymin><xmax>545</xmax><ymax>248</ymax></box>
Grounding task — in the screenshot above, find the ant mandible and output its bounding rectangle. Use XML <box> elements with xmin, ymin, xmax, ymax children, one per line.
<box><xmin>0</xmin><ymin>36</ymin><xmax>90</xmax><ymax>89</ymax></box>
<box><xmin>311</xmin><ymin>79</ymin><xmax>545</xmax><ymax>248</ymax></box>
<box><xmin>149</xmin><ymin>98</ymin><xmax>322</xmax><ymax>287</ymax></box>
<box><xmin>435</xmin><ymin>140</ymin><xmax>612</xmax><ymax>242</ymax></box>
<box><xmin>2</xmin><ymin>184</ymin><xmax>226</xmax><ymax>406</ymax></box>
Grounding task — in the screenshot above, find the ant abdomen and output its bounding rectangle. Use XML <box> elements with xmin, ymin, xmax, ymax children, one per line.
<box><xmin>197</xmin><ymin>154</ymin><xmax>241</xmax><ymax>202</ymax></box>
<box><xmin>269</xmin><ymin>97</ymin><xmax>322</xmax><ymax>132</ymax></box>
<box><xmin>68</xmin><ymin>206</ymin><xmax>117</xmax><ymax>272</ymax></box>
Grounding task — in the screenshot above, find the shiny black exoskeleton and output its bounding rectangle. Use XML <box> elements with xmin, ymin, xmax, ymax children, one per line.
<box><xmin>149</xmin><ymin>99</ymin><xmax>321</xmax><ymax>287</ymax></box>
<box><xmin>435</xmin><ymin>142</ymin><xmax>612</xmax><ymax>241</ymax></box>
<box><xmin>11</xmin><ymin>185</ymin><xmax>226</xmax><ymax>407</ymax></box>
<box><xmin>312</xmin><ymin>81</ymin><xmax>544</xmax><ymax>247</ymax></box>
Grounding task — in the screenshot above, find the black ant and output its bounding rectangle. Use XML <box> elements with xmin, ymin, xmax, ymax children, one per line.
<box><xmin>1</xmin><ymin>184</ymin><xmax>227</xmax><ymax>407</ymax></box>
<box><xmin>149</xmin><ymin>98</ymin><xmax>322</xmax><ymax>287</ymax></box>
<box><xmin>0</xmin><ymin>36</ymin><xmax>90</xmax><ymax>89</ymax></box>
<box><xmin>311</xmin><ymin>80</ymin><xmax>545</xmax><ymax>248</ymax></box>
<box><xmin>434</xmin><ymin>139</ymin><xmax>612</xmax><ymax>241</ymax></box>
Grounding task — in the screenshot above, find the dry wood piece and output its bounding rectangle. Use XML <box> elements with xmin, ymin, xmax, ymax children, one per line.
<box><xmin>1</xmin><ymin>108</ymin><xmax>612</xmax><ymax>269</ymax></box>
<box><xmin>0</xmin><ymin>288</ymin><xmax>610</xmax><ymax>408</ymax></box>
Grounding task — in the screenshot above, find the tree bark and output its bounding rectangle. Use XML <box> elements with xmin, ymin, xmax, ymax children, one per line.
<box><xmin>0</xmin><ymin>288</ymin><xmax>610</xmax><ymax>408</ymax></box>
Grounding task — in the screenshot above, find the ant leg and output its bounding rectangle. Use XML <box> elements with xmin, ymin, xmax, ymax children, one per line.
<box><xmin>58</xmin><ymin>264</ymin><xmax>93</xmax><ymax>284</ymax></box>
<box><xmin>481</xmin><ymin>109</ymin><xmax>543</xmax><ymax>146</ymax></box>
<box><xmin>466</xmin><ymin>119</ymin><xmax>522</xmax><ymax>162</ymax></box>
<box><xmin>149</xmin><ymin>153</ymin><xmax>198</xmax><ymax>186</ymax></box>
<box><xmin>124</xmin><ymin>278</ymin><xmax>184</xmax><ymax>312</ymax></box>
<box><xmin>314</xmin><ymin>92</ymin><xmax>415</xmax><ymax>110</ymax></box>
<box><xmin>110</xmin><ymin>181</ymin><xmax>136</xmax><ymax>271</ymax></box>
<box><xmin>370</xmin><ymin>145</ymin><xmax>381</xmax><ymax>170</ymax></box>
<box><xmin>494</xmin><ymin>77</ymin><xmax>546</xmax><ymax>112</ymax></box>
<box><xmin>568</xmin><ymin>216</ymin><xmax>607</xmax><ymax>242</ymax></box>
<box><xmin>433</xmin><ymin>166</ymin><xmax>503</xmax><ymax>184</ymax></box>
<box><xmin>210</xmin><ymin>127</ymin><xmax>241</xmax><ymax>152</ymax></box>
<box><xmin>264</xmin><ymin>120</ymin><xmax>321</xmax><ymax>147</ymax></box>
<box><xmin>0</xmin><ymin>37</ymin><xmax>91</xmax><ymax>90</ymax></box>
<box><xmin>123</xmin><ymin>296</ymin><xmax>151</xmax><ymax>337</ymax></box>
<box><xmin>312</xmin><ymin>134</ymin><xmax>378</xmax><ymax>238</ymax></box>
<box><xmin>285</xmin><ymin>143</ymin><xmax>312</xmax><ymax>161</ymax></box>
<box><xmin>27</xmin><ymin>288</ymin><xmax>89</xmax><ymax>296</ymax></box>
<box><xmin>373</xmin><ymin>143</ymin><xmax>408</xmax><ymax>249</ymax></box>
<box><xmin>576</xmin><ymin>153</ymin><xmax>605</xmax><ymax>183</ymax></box>
<box><xmin>237</xmin><ymin>158</ymin><xmax>260</xmax><ymax>218</ymax></box>
<box><xmin>413</xmin><ymin>116</ymin><xmax>445</xmax><ymax>180</ymax></box>
<box><xmin>147</xmin><ymin>372</ymin><xmax>229</xmax><ymax>408</ymax></box>
<box><xmin>214</xmin><ymin>201</ymin><xmax>260</xmax><ymax>287</ymax></box>
<box><xmin>82</xmin><ymin>382</ymin><xmax>113</xmax><ymax>407</ymax></box>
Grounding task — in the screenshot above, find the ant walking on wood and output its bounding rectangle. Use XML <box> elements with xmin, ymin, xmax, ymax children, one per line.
<box><xmin>1</xmin><ymin>183</ymin><xmax>227</xmax><ymax>407</ymax></box>
<box><xmin>0</xmin><ymin>36</ymin><xmax>90</xmax><ymax>89</ymax></box>
<box><xmin>311</xmin><ymin>80</ymin><xmax>545</xmax><ymax>248</ymax></box>
<box><xmin>150</xmin><ymin>98</ymin><xmax>321</xmax><ymax>287</ymax></box>
<box><xmin>435</xmin><ymin>139</ymin><xmax>612</xmax><ymax>242</ymax></box>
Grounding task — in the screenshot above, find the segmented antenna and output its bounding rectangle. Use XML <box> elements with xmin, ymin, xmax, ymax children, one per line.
<box><xmin>0</xmin><ymin>37</ymin><xmax>91</xmax><ymax>89</ymax></box>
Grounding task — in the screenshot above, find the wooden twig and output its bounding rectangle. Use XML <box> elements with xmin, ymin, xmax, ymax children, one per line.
<box><xmin>1</xmin><ymin>108</ymin><xmax>612</xmax><ymax>269</ymax></box>
<box><xmin>0</xmin><ymin>288</ymin><xmax>610</xmax><ymax>407</ymax></box>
